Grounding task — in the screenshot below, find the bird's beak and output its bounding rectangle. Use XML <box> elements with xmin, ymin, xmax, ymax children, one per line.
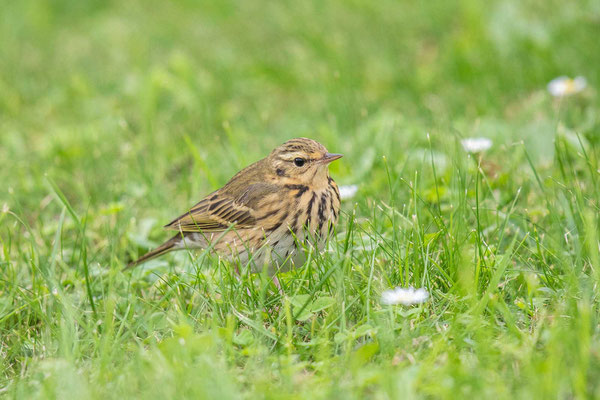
<box><xmin>319</xmin><ymin>153</ymin><xmax>343</xmax><ymax>164</ymax></box>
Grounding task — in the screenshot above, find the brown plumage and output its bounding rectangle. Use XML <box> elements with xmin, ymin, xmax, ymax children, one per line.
<box><xmin>127</xmin><ymin>138</ymin><xmax>342</xmax><ymax>271</ymax></box>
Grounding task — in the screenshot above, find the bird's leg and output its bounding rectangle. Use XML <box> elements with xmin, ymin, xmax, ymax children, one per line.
<box><xmin>272</xmin><ymin>274</ymin><xmax>286</xmax><ymax>298</ymax></box>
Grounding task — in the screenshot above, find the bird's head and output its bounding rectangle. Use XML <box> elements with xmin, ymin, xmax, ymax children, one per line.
<box><xmin>269</xmin><ymin>138</ymin><xmax>342</xmax><ymax>187</ymax></box>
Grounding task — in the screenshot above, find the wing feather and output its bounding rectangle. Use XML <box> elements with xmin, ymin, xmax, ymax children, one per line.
<box><xmin>163</xmin><ymin>183</ymin><xmax>279</xmax><ymax>233</ymax></box>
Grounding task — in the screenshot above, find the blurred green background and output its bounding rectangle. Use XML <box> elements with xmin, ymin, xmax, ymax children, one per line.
<box><xmin>1</xmin><ymin>0</ymin><xmax>600</xmax><ymax>398</ymax></box>
<box><xmin>2</xmin><ymin>0</ymin><xmax>598</xmax><ymax>212</ymax></box>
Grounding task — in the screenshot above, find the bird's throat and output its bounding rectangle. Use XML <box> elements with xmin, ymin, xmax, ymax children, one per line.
<box><xmin>310</xmin><ymin>167</ymin><xmax>331</xmax><ymax>190</ymax></box>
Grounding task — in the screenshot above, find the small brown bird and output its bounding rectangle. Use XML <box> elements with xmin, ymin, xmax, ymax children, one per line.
<box><xmin>127</xmin><ymin>138</ymin><xmax>342</xmax><ymax>271</ymax></box>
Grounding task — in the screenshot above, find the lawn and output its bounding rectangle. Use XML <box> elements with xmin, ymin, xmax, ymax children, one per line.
<box><xmin>1</xmin><ymin>0</ymin><xmax>600</xmax><ymax>398</ymax></box>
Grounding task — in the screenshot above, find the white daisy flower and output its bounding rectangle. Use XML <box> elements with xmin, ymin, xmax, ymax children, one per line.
<box><xmin>339</xmin><ymin>184</ymin><xmax>358</xmax><ymax>200</ymax></box>
<box><xmin>547</xmin><ymin>76</ymin><xmax>587</xmax><ymax>97</ymax></box>
<box><xmin>461</xmin><ymin>137</ymin><xmax>493</xmax><ymax>153</ymax></box>
<box><xmin>381</xmin><ymin>287</ymin><xmax>429</xmax><ymax>306</ymax></box>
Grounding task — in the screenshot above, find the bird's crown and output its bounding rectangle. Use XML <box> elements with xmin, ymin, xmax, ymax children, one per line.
<box><xmin>270</xmin><ymin>138</ymin><xmax>328</xmax><ymax>162</ymax></box>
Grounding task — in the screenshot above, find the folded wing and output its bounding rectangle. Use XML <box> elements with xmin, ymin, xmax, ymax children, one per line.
<box><xmin>164</xmin><ymin>183</ymin><xmax>279</xmax><ymax>233</ymax></box>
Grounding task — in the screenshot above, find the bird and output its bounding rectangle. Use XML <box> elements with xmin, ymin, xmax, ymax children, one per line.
<box><xmin>127</xmin><ymin>138</ymin><xmax>342</xmax><ymax>272</ymax></box>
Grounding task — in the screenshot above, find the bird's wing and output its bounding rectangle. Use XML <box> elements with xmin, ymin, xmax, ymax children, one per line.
<box><xmin>163</xmin><ymin>183</ymin><xmax>279</xmax><ymax>233</ymax></box>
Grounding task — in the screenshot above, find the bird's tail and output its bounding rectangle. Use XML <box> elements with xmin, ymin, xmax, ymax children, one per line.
<box><xmin>126</xmin><ymin>234</ymin><xmax>182</xmax><ymax>269</ymax></box>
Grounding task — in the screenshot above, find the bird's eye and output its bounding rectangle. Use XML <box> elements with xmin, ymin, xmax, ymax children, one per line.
<box><xmin>294</xmin><ymin>158</ymin><xmax>306</xmax><ymax>167</ymax></box>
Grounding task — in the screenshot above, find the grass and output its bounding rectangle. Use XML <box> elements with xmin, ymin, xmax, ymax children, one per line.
<box><xmin>1</xmin><ymin>0</ymin><xmax>600</xmax><ymax>398</ymax></box>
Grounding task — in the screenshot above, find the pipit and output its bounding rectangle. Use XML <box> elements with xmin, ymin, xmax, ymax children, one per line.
<box><xmin>127</xmin><ymin>138</ymin><xmax>342</xmax><ymax>271</ymax></box>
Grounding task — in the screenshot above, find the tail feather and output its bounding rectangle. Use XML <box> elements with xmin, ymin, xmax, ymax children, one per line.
<box><xmin>126</xmin><ymin>234</ymin><xmax>181</xmax><ymax>269</ymax></box>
